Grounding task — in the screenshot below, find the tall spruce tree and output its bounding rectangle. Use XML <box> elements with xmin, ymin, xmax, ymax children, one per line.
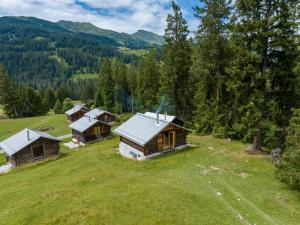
<box><xmin>276</xmin><ymin>109</ymin><xmax>300</xmax><ymax>189</ymax></box>
<box><xmin>192</xmin><ymin>0</ymin><xmax>233</xmax><ymax>136</ymax></box>
<box><xmin>160</xmin><ymin>1</ymin><xmax>193</xmax><ymax>119</ymax></box>
<box><xmin>136</xmin><ymin>49</ymin><xmax>160</xmax><ymax>112</ymax></box>
<box><xmin>228</xmin><ymin>0</ymin><xmax>299</xmax><ymax>151</ymax></box>
<box><xmin>96</xmin><ymin>58</ymin><xmax>114</xmax><ymax>111</ymax></box>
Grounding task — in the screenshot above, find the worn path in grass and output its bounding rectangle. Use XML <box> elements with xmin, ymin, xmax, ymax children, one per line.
<box><xmin>0</xmin><ymin>136</ymin><xmax>299</xmax><ymax>225</ymax></box>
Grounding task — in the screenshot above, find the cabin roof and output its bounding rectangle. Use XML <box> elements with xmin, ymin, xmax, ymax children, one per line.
<box><xmin>65</xmin><ymin>103</ymin><xmax>86</xmax><ymax>116</ymax></box>
<box><xmin>114</xmin><ymin>113</ymin><xmax>176</xmax><ymax>147</ymax></box>
<box><xmin>69</xmin><ymin>108</ymin><xmax>114</xmax><ymax>133</ymax></box>
<box><xmin>84</xmin><ymin>108</ymin><xmax>105</xmax><ymax>119</ymax></box>
<box><xmin>68</xmin><ymin>116</ymin><xmax>99</xmax><ymax>133</ymax></box>
<box><xmin>144</xmin><ymin>112</ymin><xmax>177</xmax><ymax>123</ymax></box>
<box><xmin>0</xmin><ymin>129</ymin><xmax>59</xmax><ymax>157</ymax></box>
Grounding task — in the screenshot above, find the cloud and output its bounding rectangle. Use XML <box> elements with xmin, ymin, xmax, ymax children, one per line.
<box><xmin>0</xmin><ymin>0</ymin><xmax>177</xmax><ymax>34</ymax></box>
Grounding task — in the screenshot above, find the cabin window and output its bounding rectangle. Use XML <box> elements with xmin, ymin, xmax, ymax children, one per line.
<box><xmin>32</xmin><ymin>144</ymin><xmax>45</xmax><ymax>159</ymax></box>
<box><xmin>104</xmin><ymin>115</ymin><xmax>108</xmax><ymax>122</ymax></box>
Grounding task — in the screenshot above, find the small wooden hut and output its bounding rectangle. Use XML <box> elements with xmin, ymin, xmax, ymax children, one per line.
<box><xmin>0</xmin><ymin>129</ymin><xmax>60</xmax><ymax>166</ymax></box>
<box><xmin>65</xmin><ymin>103</ymin><xmax>90</xmax><ymax>123</ymax></box>
<box><xmin>114</xmin><ymin>112</ymin><xmax>188</xmax><ymax>160</ymax></box>
<box><xmin>69</xmin><ymin>108</ymin><xmax>115</xmax><ymax>143</ymax></box>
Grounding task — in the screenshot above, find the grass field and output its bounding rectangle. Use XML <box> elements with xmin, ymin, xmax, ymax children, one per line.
<box><xmin>118</xmin><ymin>47</ymin><xmax>148</xmax><ymax>56</ymax></box>
<box><xmin>0</xmin><ymin>135</ymin><xmax>299</xmax><ymax>225</ymax></box>
<box><xmin>71</xmin><ymin>73</ymin><xmax>98</xmax><ymax>80</ymax></box>
<box><xmin>0</xmin><ymin>113</ymin><xmax>70</xmax><ymax>141</ymax></box>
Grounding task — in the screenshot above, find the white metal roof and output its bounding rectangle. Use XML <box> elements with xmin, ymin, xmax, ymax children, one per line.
<box><xmin>114</xmin><ymin>113</ymin><xmax>170</xmax><ymax>147</ymax></box>
<box><xmin>144</xmin><ymin>112</ymin><xmax>176</xmax><ymax>123</ymax></box>
<box><xmin>0</xmin><ymin>129</ymin><xmax>59</xmax><ymax>157</ymax></box>
<box><xmin>84</xmin><ymin>108</ymin><xmax>105</xmax><ymax>119</ymax></box>
<box><xmin>68</xmin><ymin>116</ymin><xmax>99</xmax><ymax>133</ymax></box>
<box><xmin>65</xmin><ymin>103</ymin><xmax>85</xmax><ymax>116</ymax></box>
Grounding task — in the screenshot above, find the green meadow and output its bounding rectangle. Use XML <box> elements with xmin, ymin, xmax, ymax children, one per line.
<box><xmin>0</xmin><ymin>130</ymin><xmax>299</xmax><ymax>224</ymax></box>
<box><xmin>0</xmin><ymin>113</ymin><xmax>70</xmax><ymax>141</ymax></box>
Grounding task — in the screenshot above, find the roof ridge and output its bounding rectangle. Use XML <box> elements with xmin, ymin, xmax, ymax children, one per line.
<box><xmin>137</xmin><ymin>112</ymin><xmax>170</xmax><ymax>124</ymax></box>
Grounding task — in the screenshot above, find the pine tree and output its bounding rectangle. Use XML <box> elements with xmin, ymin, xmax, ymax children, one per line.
<box><xmin>276</xmin><ymin>109</ymin><xmax>300</xmax><ymax>189</ymax></box>
<box><xmin>127</xmin><ymin>64</ymin><xmax>137</xmax><ymax>114</ymax></box>
<box><xmin>192</xmin><ymin>0</ymin><xmax>233</xmax><ymax>136</ymax></box>
<box><xmin>53</xmin><ymin>99</ymin><xmax>63</xmax><ymax>114</ymax></box>
<box><xmin>0</xmin><ymin>65</ymin><xmax>23</xmax><ymax>117</ymax></box>
<box><xmin>46</xmin><ymin>89</ymin><xmax>56</xmax><ymax>109</ymax></box>
<box><xmin>160</xmin><ymin>1</ymin><xmax>193</xmax><ymax>119</ymax></box>
<box><xmin>96</xmin><ymin>58</ymin><xmax>114</xmax><ymax>111</ymax></box>
<box><xmin>228</xmin><ymin>0</ymin><xmax>299</xmax><ymax>151</ymax></box>
<box><xmin>136</xmin><ymin>49</ymin><xmax>160</xmax><ymax>112</ymax></box>
<box><xmin>62</xmin><ymin>98</ymin><xmax>74</xmax><ymax>113</ymax></box>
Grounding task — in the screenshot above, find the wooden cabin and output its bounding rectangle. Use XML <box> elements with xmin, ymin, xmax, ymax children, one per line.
<box><xmin>0</xmin><ymin>129</ymin><xmax>60</xmax><ymax>167</ymax></box>
<box><xmin>65</xmin><ymin>103</ymin><xmax>90</xmax><ymax>123</ymax></box>
<box><xmin>69</xmin><ymin>108</ymin><xmax>115</xmax><ymax>143</ymax></box>
<box><xmin>114</xmin><ymin>112</ymin><xmax>188</xmax><ymax>160</ymax></box>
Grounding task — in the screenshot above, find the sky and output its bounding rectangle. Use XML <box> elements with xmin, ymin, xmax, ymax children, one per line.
<box><xmin>0</xmin><ymin>0</ymin><xmax>199</xmax><ymax>35</ymax></box>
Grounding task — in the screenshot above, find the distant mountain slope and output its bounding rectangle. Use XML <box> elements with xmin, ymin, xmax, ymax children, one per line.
<box><xmin>57</xmin><ymin>20</ymin><xmax>164</xmax><ymax>48</ymax></box>
<box><xmin>0</xmin><ymin>16</ymin><xmax>164</xmax><ymax>87</ymax></box>
<box><xmin>0</xmin><ymin>16</ymin><xmax>137</xmax><ymax>87</ymax></box>
<box><xmin>132</xmin><ymin>30</ymin><xmax>165</xmax><ymax>46</ymax></box>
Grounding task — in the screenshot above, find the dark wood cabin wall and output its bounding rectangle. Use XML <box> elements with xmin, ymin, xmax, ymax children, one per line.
<box><xmin>120</xmin><ymin>137</ymin><xmax>145</xmax><ymax>153</ymax></box>
<box><xmin>69</xmin><ymin>110</ymin><xmax>86</xmax><ymax>122</ymax></box>
<box><xmin>98</xmin><ymin>113</ymin><xmax>116</xmax><ymax>123</ymax></box>
<box><xmin>75</xmin><ymin>123</ymin><xmax>112</xmax><ymax>143</ymax></box>
<box><xmin>13</xmin><ymin>138</ymin><xmax>60</xmax><ymax>166</ymax></box>
<box><xmin>44</xmin><ymin>139</ymin><xmax>60</xmax><ymax>156</ymax></box>
<box><xmin>175</xmin><ymin>128</ymin><xmax>187</xmax><ymax>147</ymax></box>
<box><xmin>145</xmin><ymin>137</ymin><xmax>158</xmax><ymax>155</ymax></box>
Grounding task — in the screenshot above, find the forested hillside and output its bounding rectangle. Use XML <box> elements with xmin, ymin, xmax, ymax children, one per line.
<box><xmin>0</xmin><ymin>16</ymin><xmax>163</xmax><ymax>88</ymax></box>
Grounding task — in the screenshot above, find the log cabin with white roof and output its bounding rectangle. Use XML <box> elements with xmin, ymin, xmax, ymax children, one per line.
<box><xmin>114</xmin><ymin>112</ymin><xmax>188</xmax><ymax>160</ymax></box>
<box><xmin>69</xmin><ymin>108</ymin><xmax>116</xmax><ymax>143</ymax></box>
<box><xmin>0</xmin><ymin>129</ymin><xmax>60</xmax><ymax>166</ymax></box>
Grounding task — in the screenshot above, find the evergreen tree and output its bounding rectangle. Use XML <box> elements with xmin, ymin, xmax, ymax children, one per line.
<box><xmin>192</xmin><ymin>0</ymin><xmax>233</xmax><ymax>136</ymax></box>
<box><xmin>127</xmin><ymin>64</ymin><xmax>137</xmax><ymax>114</ymax></box>
<box><xmin>228</xmin><ymin>0</ymin><xmax>299</xmax><ymax>150</ymax></box>
<box><xmin>276</xmin><ymin>109</ymin><xmax>300</xmax><ymax>189</ymax></box>
<box><xmin>0</xmin><ymin>65</ymin><xmax>23</xmax><ymax>117</ymax></box>
<box><xmin>160</xmin><ymin>1</ymin><xmax>193</xmax><ymax>119</ymax></box>
<box><xmin>96</xmin><ymin>58</ymin><xmax>114</xmax><ymax>111</ymax></box>
<box><xmin>53</xmin><ymin>99</ymin><xmax>63</xmax><ymax>114</ymax></box>
<box><xmin>46</xmin><ymin>89</ymin><xmax>56</xmax><ymax>109</ymax></box>
<box><xmin>136</xmin><ymin>49</ymin><xmax>160</xmax><ymax>112</ymax></box>
<box><xmin>62</xmin><ymin>98</ymin><xmax>74</xmax><ymax>113</ymax></box>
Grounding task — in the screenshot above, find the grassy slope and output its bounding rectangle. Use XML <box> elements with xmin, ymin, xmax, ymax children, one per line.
<box><xmin>0</xmin><ymin>135</ymin><xmax>299</xmax><ymax>225</ymax></box>
<box><xmin>0</xmin><ymin>113</ymin><xmax>70</xmax><ymax>141</ymax></box>
<box><xmin>71</xmin><ymin>73</ymin><xmax>98</xmax><ymax>80</ymax></box>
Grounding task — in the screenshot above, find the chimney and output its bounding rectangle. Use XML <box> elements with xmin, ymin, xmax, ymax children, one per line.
<box><xmin>156</xmin><ymin>112</ymin><xmax>159</xmax><ymax>124</ymax></box>
<box><xmin>27</xmin><ymin>130</ymin><xmax>30</xmax><ymax>141</ymax></box>
<box><xmin>164</xmin><ymin>112</ymin><xmax>167</xmax><ymax>121</ymax></box>
<box><xmin>89</xmin><ymin>116</ymin><xmax>91</xmax><ymax>122</ymax></box>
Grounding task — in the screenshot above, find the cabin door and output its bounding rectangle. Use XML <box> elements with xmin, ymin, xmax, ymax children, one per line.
<box><xmin>157</xmin><ymin>131</ymin><xmax>176</xmax><ymax>151</ymax></box>
<box><xmin>32</xmin><ymin>143</ymin><xmax>45</xmax><ymax>159</ymax></box>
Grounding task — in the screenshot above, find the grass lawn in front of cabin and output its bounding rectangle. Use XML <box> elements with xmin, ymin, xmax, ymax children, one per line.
<box><xmin>0</xmin><ymin>135</ymin><xmax>299</xmax><ymax>225</ymax></box>
<box><xmin>0</xmin><ymin>113</ymin><xmax>70</xmax><ymax>141</ymax></box>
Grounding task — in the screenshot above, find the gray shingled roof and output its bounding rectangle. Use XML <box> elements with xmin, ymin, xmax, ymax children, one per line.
<box><xmin>0</xmin><ymin>129</ymin><xmax>60</xmax><ymax>157</ymax></box>
<box><xmin>84</xmin><ymin>108</ymin><xmax>105</xmax><ymax>119</ymax></box>
<box><xmin>65</xmin><ymin>103</ymin><xmax>85</xmax><ymax>116</ymax></box>
<box><xmin>114</xmin><ymin>113</ymin><xmax>171</xmax><ymax>146</ymax></box>
<box><xmin>144</xmin><ymin>112</ymin><xmax>176</xmax><ymax>123</ymax></box>
<box><xmin>68</xmin><ymin>116</ymin><xmax>98</xmax><ymax>133</ymax></box>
